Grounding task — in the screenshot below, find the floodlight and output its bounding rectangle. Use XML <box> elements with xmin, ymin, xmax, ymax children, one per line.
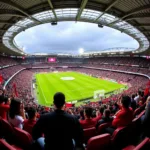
<box><xmin>78</xmin><ymin>48</ymin><xmax>84</xmax><ymax>54</ymax></box>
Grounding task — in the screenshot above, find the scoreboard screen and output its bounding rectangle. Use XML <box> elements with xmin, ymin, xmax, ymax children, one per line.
<box><xmin>47</xmin><ymin>57</ymin><xmax>56</xmax><ymax>62</ymax></box>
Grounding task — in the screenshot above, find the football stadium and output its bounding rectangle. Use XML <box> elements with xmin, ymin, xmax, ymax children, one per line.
<box><xmin>0</xmin><ymin>0</ymin><xmax>150</xmax><ymax>150</ymax></box>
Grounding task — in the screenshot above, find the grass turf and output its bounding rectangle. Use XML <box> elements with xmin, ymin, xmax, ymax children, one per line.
<box><xmin>35</xmin><ymin>71</ymin><xmax>125</xmax><ymax>106</ymax></box>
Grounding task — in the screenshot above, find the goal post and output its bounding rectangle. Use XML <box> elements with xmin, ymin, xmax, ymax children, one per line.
<box><xmin>94</xmin><ymin>90</ymin><xmax>105</xmax><ymax>99</ymax></box>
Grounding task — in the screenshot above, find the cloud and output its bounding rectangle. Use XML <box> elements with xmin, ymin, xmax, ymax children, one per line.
<box><xmin>15</xmin><ymin>21</ymin><xmax>139</xmax><ymax>54</ymax></box>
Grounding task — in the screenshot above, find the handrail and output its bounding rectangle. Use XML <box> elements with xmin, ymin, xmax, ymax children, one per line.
<box><xmin>3</xmin><ymin>68</ymin><xmax>26</xmax><ymax>89</ymax></box>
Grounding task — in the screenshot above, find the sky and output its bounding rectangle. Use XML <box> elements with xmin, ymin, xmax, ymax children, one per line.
<box><xmin>15</xmin><ymin>21</ymin><xmax>139</xmax><ymax>54</ymax></box>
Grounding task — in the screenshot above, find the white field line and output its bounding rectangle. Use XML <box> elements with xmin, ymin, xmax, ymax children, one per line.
<box><xmin>36</xmin><ymin>77</ymin><xmax>48</xmax><ymax>103</ymax></box>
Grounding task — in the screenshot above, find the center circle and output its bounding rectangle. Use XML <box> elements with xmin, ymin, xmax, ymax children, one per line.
<box><xmin>61</xmin><ymin>77</ymin><xmax>75</xmax><ymax>80</ymax></box>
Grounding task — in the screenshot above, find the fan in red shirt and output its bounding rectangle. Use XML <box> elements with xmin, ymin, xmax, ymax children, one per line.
<box><xmin>23</xmin><ymin>107</ymin><xmax>37</xmax><ymax>135</ymax></box>
<box><xmin>112</xmin><ymin>96</ymin><xmax>133</xmax><ymax>128</ymax></box>
<box><xmin>93</xmin><ymin>106</ymin><xmax>105</xmax><ymax>123</ymax></box>
<box><xmin>80</xmin><ymin>107</ymin><xmax>97</xmax><ymax>129</ymax></box>
<box><xmin>0</xmin><ymin>95</ymin><xmax>10</xmax><ymax>120</ymax></box>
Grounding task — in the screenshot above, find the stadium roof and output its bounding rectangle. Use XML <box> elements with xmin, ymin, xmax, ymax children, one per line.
<box><xmin>0</xmin><ymin>0</ymin><xmax>150</xmax><ymax>56</ymax></box>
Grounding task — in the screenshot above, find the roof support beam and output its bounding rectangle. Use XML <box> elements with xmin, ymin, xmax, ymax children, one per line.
<box><xmin>134</xmin><ymin>24</ymin><xmax>150</xmax><ymax>27</ymax></box>
<box><xmin>76</xmin><ymin>0</ymin><xmax>88</xmax><ymax>21</ymax></box>
<box><xmin>0</xmin><ymin>12</ymin><xmax>25</xmax><ymax>18</ymax></box>
<box><xmin>94</xmin><ymin>0</ymin><xmax>119</xmax><ymax>23</ymax></box>
<box><xmin>125</xmin><ymin>14</ymin><xmax>150</xmax><ymax>21</ymax></box>
<box><xmin>0</xmin><ymin>36</ymin><xmax>12</xmax><ymax>38</ymax></box>
<box><xmin>108</xmin><ymin>4</ymin><xmax>150</xmax><ymax>25</ymax></box>
<box><xmin>47</xmin><ymin>0</ymin><xmax>57</xmax><ymax>21</ymax></box>
<box><xmin>0</xmin><ymin>0</ymin><xmax>41</xmax><ymax>23</ymax></box>
<box><xmin>0</xmin><ymin>29</ymin><xmax>9</xmax><ymax>32</ymax></box>
<box><xmin>142</xmin><ymin>30</ymin><xmax>150</xmax><ymax>33</ymax></box>
<box><xmin>0</xmin><ymin>21</ymin><xmax>26</xmax><ymax>28</ymax></box>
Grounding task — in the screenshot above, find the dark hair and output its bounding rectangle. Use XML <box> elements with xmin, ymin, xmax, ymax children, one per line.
<box><xmin>141</xmin><ymin>91</ymin><xmax>144</xmax><ymax>97</ymax></box>
<box><xmin>138</xmin><ymin>91</ymin><xmax>142</xmax><ymax>96</ymax></box>
<box><xmin>0</xmin><ymin>95</ymin><xmax>4</xmax><ymax>104</ymax></box>
<box><xmin>53</xmin><ymin>92</ymin><xmax>65</xmax><ymax>109</ymax></box>
<box><xmin>104</xmin><ymin>109</ymin><xmax>111</xmax><ymax>117</ymax></box>
<box><xmin>9</xmin><ymin>99</ymin><xmax>22</xmax><ymax>119</ymax></box>
<box><xmin>114</xmin><ymin>103</ymin><xmax>119</xmax><ymax>107</ymax></box>
<box><xmin>84</xmin><ymin>107</ymin><xmax>93</xmax><ymax>118</ymax></box>
<box><xmin>131</xmin><ymin>94</ymin><xmax>135</xmax><ymax>99</ymax></box>
<box><xmin>28</xmin><ymin>107</ymin><xmax>36</xmax><ymax>119</ymax></box>
<box><xmin>121</xmin><ymin>96</ymin><xmax>131</xmax><ymax>108</ymax></box>
<box><xmin>99</xmin><ymin>106</ymin><xmax>105</xmax><ymax>115</ymax></box>
<box><xmin>80</xmin><ymin>109</ymin><xmax>85</xmax><ymax>120</ymax></box>
<box><xmin>109</xmin><ymin>106</ymin><xmax>113</xmax><ymax>112</ymax></box>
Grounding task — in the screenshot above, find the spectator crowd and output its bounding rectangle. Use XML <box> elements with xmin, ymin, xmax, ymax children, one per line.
<box><xmin>0</xmin><ymin>56</ymin><xmax>150</xmax><ymax>149</ymax></box>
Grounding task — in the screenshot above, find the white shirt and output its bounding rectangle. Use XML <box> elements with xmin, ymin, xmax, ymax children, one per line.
<box><xmin>134</xmin><ymin>95</ymin><xmax>140</xmax><ymax>104</ymax></box>
<box><xmin>8</xmin><ymin>115</ymin><xmax>24</xmax><ymax>129</ymax></box>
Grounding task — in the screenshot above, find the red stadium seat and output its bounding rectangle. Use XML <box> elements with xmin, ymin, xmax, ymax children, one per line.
<box><xmin>83</xmin><ymin>127</ymin><xmax>96</xmax><ymax>143</ymax></box>
<box><xmin>97</xmin><ymin>122</ymin><xmax>111</xmax><ymax>134</ymax></box>
<box><xmin>134</xmin><ymin>138</ymin><xmax>150</xmax><ymax>150</ymax></box>
<box><xmin>137</xmin><ymin>110</ymin><xmax>145</xmax><ymax>119</ymax></box>
<box><xmin>86</xmin><ymin>133</ymin><xmax>111</xmax><ymax>150</ymax></box>
<box><xmin>123</xmin><ymin>138</ymin><xmax>150</xmax><ymax>150</ymax></box>
<box><xmin>134</xmin><ymin>108</ymin><xmax>142</xmax><ymax>118</ymax></box>
<box><xmin>111</xmin><ymin>126</ymin><xmax>135</xmax><ymax>149</ymax></box>
<box><xmin>132</xmin><ymin>110</ymin><xmax>146</xmax><ymax>138</ymax></box>
<box><xmin>0</xmin><ymin>139</ymin><xmax>22</xmax><ymax>150</ymax></box>
<box><xmin>111</xmin><ymin>126</ymin><xmax>126</xmax><ymax>142</ymax></box>
<box><xmin>14</xmin><ymin>127</ymin><xmax>32</xmax><ymax>149</ymax></box>
<box><xmin>0</xmin><ymin>118</ymin><xmax>16</xmax><ymax>144</ymax></box>
<box><xmin>0</xmin><ymin>139</ymin><xmax>16</xmax><ymax>150</ymax></box>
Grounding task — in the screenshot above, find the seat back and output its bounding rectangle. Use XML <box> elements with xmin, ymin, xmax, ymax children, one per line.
<box><xmin>86</xmin><ymin>133</ymin><xmax>111</xmax><ymax>150</ymax></box>
<box><xmin>111</xmin><ymin>126</ymin><xmax>132</xmax><ymax>149</ymax></box>
<box><xmin>0</xmin><ymin>118</ymin><xmax>16</xmax><ymax>144</ymax></box>
<box><xmin>0</xmin><ymin>139</ymin><xmax>16</xmax><ymax>150</ymax></box>
<box><xmin>97</xmin><ymin>122</ymin><xmax>111</xmax><ymax>134</ymax></box>
<box><xmin>137</xmin><ymin>110</ymin><xmax>145</xmax><ymax>119</ymax></box>
<box><xmin>14</xmin><ymin>127</ymin><xmax>32</xmax><ymax>149</ymax></box>
<box><xmin>83</xmin><ymin>127</ymin><xmax>96</xmax><ymax>143</ymax></box>
<box><xmin>134</xmin><ymin>108</ymin><xmax>141</xmax><ymax>118</ymax></box>
<box><xmin>123</xmin><ymin>138</ymin><xmax>150</xmax><ymax>150</ymax></box>
<box><xmin>132</xmin><ymin>110</ymin><xmax>145</xmax><ymax>138</ymax></box>
<box><xmin>134</xmin><ymin>138</ymin><xmax>150</xmax><ymax>150</ymax></box>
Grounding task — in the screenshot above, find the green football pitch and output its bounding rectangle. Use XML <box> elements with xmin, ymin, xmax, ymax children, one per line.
<box><xmin>35</xmin><ymin>71</ymin><xmax>125</xmax><ymax>106</ymax></box>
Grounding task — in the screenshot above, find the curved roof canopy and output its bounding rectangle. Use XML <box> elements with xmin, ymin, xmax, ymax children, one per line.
<box><xmin>0</xmin><ymin>0</ymin><xmax>150</xmax><ymax>56</ymax></box>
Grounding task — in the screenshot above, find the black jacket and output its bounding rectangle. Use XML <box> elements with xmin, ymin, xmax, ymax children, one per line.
<box><xmin>142</xmin><ymin>102</ymin><xmax>150</xmax><ymax>137</ymax></box>
<box><xmin>32</xmin><ymin>109</ymin><xmax>83</xmax><ymax>150</ymax></box>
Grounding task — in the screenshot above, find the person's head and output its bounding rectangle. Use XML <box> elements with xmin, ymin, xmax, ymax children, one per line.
<box><xmin>99</xmin><ymin>106</ymin><xmax>105</xmax><ymax>115</ymax></box>
<box><xmin>138</xmin><ymin>91</ymin><xmax>142</xmax><ymax>96</ymax></box>
<box><xmin>0</xmin><ymin>95</ymin><xmax>4</xmax><ymax>104</ymax></box>
<box><xmin>109</xmin><ymin>106</ymin><xmax>113</xmax><ymax>113</ymax></box>
<box><xmin>141</xmin><ymin>91</ymin><xmax>144</xmax><ymax>97</ymax></box>
<box><xmin>121</xmin><ymin>96</ymin><xmax>131</xmax><ymax>108</ymax></box>
<box><xmin>9</xmin><ymin>98</ymin><xmax>22</xmax><ymax>119</ymax></box>
<box><xmin>80</xmin><ymin>109</ymin><xmax>85</xmax><ymax>120</ymax></box>
<box><xmin>53</xmin><ymin>92</ymin><xmax>65</xmax><ymax>109</ymax></box>
<box><xmin>131</xmin><ymin>94</ymin><xmax>135</xmax><ymax>99</ymax></box>
<box><xmin>84</xmin><ymin>107</ymin><xmax>93</xmax><ymax>119</ymax></box>
<box><xmin>28</xmin><ymin>107</ymin><xmax>37</xmax><ymax>120</ymax></box>
<box><xmin>104</xmin><ymin>109</ymin><xmax>111</xmax><ymax>118</ymax></box>
<box><xmin>114</xmin><ymin>102</ymin><xmax>119</xmax><ymax>107</ymax></box>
